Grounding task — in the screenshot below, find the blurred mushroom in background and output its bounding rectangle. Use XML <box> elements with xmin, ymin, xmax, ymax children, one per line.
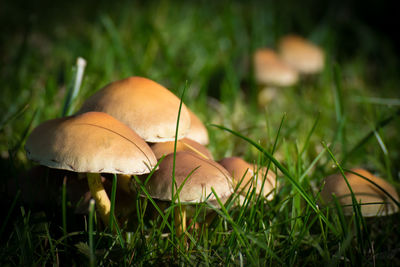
<box><xmin>253</xmin><ymin>48</ymin><xmax>298</xmax><ymax>107</ymax></box>
<box><xmin>278</xmin><ymin>34</ymin><xmax>325</xmax><ymax>75</ymax></box>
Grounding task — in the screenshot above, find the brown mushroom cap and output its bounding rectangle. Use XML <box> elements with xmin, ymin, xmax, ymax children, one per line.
<box><xmin>77</xmin><ymin>77</ymin><xmax>191</xmax><ymax>143</ymax></box>
<box><xmin>25</xmin><ymin>111</ymin><xmax>157</xmax><ymax>174</ymax></box>
<box><xmin>186</xmin><ymin>109</ymin><xmax>209</xmax><ymax>145</ymax></box>
<box><xmin>253</xmin><ymin>48</ymin><xmax>298</xmax><ymax>87</ymax></box>
<box><xmin>218</xmin><ymin>157</ymin><xmax>277</xmax><ymax>200</ymax></box>
<box><xmin>278</xmin><ymin>34</ymin><xmax>324</xmax><ymax>74</ymax></box>
<box><xmin>321</xmin><ymin>168</ymin><xmax>399</xmax><ymax>217</ymax></box>
<box><xmin>144</xmin><ymin>152</ymin><xmax>233</xmax><ymax>204</ymax></box>
<box><xmin>150</xmin><ymin>138</ymin><xmax>213</xmax><ymax>160</ymax></box>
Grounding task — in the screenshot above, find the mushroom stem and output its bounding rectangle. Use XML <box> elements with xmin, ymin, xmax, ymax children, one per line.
<box><xmin>174</xmin><ymin>205</ymin><xmax>187</xmax><ymax>237</ymax></box>
<box><xmin>117</xmin><ymin>174</ymin><xmax>132</xmax><ymax>194</ymax></box>
<box><xmin>87</xmin><ymin>173</ymin><xmax>111</xmax><ymax>226</ymax></box>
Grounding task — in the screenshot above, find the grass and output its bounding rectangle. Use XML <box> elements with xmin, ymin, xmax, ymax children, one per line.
<box><xmin>1</xmin><ymin>0</ymin><xmax>400</xmax><ymax>265</ymax></box>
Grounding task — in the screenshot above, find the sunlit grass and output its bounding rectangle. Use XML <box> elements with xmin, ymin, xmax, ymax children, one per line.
<box><xmin>1</xmin><ymin>1</ymin><xmax>400</xmax><ymax>265</ymax></box>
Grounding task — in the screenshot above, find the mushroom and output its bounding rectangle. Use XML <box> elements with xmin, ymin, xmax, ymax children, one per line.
<box><xmin>218</xmin><ymin>157</ymin><xmax>277</xmax><ymax>203</ymax></box>
<box><xmin>25</xmin><ymin>111</ymin><xmax>158</xmax><ymax>225</ymax></box>
<box><xmin>77</xmin><ymin>77</ymin><xmax>193</xmax><ymax>199</ymax></box>
<box><xmin>141</xmin><ymin>151</ymin><xmax>233</xmax><ymax>235</ymax></box>
<box><xmin>254</xmin><ymin>48</ymin><xmax>299</xmax><ymax>87</ymax></box>
<box><xmin>185</xmin><ymin>109</ymin><xmax>209</xmax><ymax>145</ymax></box>
<box><xmin>150</xmin><ymin>138</ymin><xmax>213</xmax><ymax>160</ymax></box>
<box><xmin>278</xmin><ymin>34</ymin><xmax>324</xmax><ymax>75</ymax></box>
<box><xmin>253</xmin><ymin>48</ymin><xmax>298</xmax><ymax>107</ymax></box>
<box><xmin>77</xmin><ymin>76</ymin><xmax>192</xmax><ymax>143</ymax></box>
<box><xmin>320</xmin><ymin>168</ymin><xmax>399</xmax><ymax>217</ymax></box>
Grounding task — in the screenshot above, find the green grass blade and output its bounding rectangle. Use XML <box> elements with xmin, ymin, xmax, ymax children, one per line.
<box><xmin>300</xmin><ymin>112</ymin><xmax>320</xmax><ymax>157</ymax></box>
<box><xmin>171</xmin><ymin>81</ymin><xmax>188</xmax><ymax>242</ymax></box>
<box><xmin>138</xmin><ymin>155</ymin><xmax>173</xmax><ymax>234</ymax></box>
<box><xmin>0</xmin><ymin>190</ymin><xmax>20</xmax><ymax>239</ymax></box>
<box><xmin>331</xmin><ymin>64</ymin><xmax>347</xmax><ymax>157</ymax></box>
<box><xmin>100</xmin><ymin>15</ymin><xmax>130</xmax><ymax>75</ymax></box>
<box><xmin>109</xmin><ymin>174</ymin><xmax>117</xmax><ymax>231</ymax></box>
<box><xmin>10</xmin><ymin>109</ymin><xmax>37</xmax><ymax>156</ymax></box>
<box><xmin>0</xmin><ymin>102</ymin><xmax>29</xmax><ymax>131</ymax></box>
<box><xmin>209</xmin><ymin>188</ymin><xmax>258</xmax><ymax>266</ymax></box>
<box><xmin>345</xmin><ymin>168</ymin><xmax>400</xmax><ymax>209</ymax></box>
<box><xmin>252</xmin><ymin>113</ymin><xmax>285</xmax><ymax>206</ymax></box>
<box><xmin>331</xmin><ymin>194</ymin><xmax>348</xmax><ymax>238</ymax></box>
<box><xmin>298</xmin><ymin>145</ymin><xmax>326</xmax><ymax>182</ymax></box>
<box><xmin>62</xmin><ymin>177</ymin><xmax>67</xmax><ymax>239</ymax></box>
<box><xmin>44</xmin><ymin>223</ymin><xmax>57</xmax><ymax>265</ymax></box>
<box><xmin>62</xmin><ymin>58</ymin><xmax>86</xmax><ymax>116</ymax></box>
<box><xmin>323</xmin><ymin>142</ymin><xmax>372</xmax><ymax>257</ymax></box>
<box><xmin>264</xmin><ymin>113</ymin><xmax>285</xmax><ymax>170</ymax></box>
<box><xmin>88</xmin><ymin>199</ymin><xmax>96</xmax><ymax>267</ymax></box>
<box><xmin>343</xmin><ymin>108</ymin><xmax>400</xmax><ymax>164</ymax></box>
<box><xmin>210</xmin><ymin>123</ymin><xmax>337</xmax><ymax>234</ymax></box>
<box><xmin>373</xmin><ymin>130</ymin><xmax>393</xmax><ymax>181</ymax></box>
<box><xmin>332</xmin><ymin>64</ymin><xmax>344</xmax><ymax>125</ymax></box>
<box><xmin>133</xmin><ymin>175</ymin><xmax>173</xmax><ymax>232</ymax></box>
<box><xmin>112</xmin><ymin>216</ymin><xmax>125</xmax><ymax>249</ymax></box>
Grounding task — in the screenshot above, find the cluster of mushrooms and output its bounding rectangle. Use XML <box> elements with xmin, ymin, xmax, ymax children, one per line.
<box><xmin>254</xmin><ymin>34</ymin><xmax>325</xmax><ymax>106</ymax></box>
<box><xmin>24</xmin><ymin>35</ymin><xmax>399</xmax><ymax>235</ymax></box>
<box><xmin>25</xmin><ymin>76</ymin><xmax>277</xmax><ymax>232</ymax></box>
<box><xmin>254</xmin><ymin>34</ymin><xmax>399</xmax><ymax>217</ymax></box>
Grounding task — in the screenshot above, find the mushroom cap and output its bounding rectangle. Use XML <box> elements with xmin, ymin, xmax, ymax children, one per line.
<box><xmin>25</xmin><ymin>111</ymin><xmax>157</xmax><ymax>175</ymax></box>
<box><xmin>185</xmin><ymin>109</ymin><xmax>209</xmax><ymax>145</ymax></box>
<box><xmin>144</xmin><ymin>152</ymin><xmax>233</xmax><ymax>204</ymax></box>
<box><xmin>278</xmin><ymin>35</ymin><xmax>324</xmax><ymax>74</ymax></box>
<box><xmin>321</xmin><ymin>168</ymin><xmax>399</xmax><ymax>217</ymax></box>
<box><xmin>150</xmin><ymin>138</ymin><xmax>214</xmax><ymax>160</ymax></box>
<box><xmin>253</xmin><ymin>48</ymin><xmax>298</xmax><ymax>87</ymax></box>
<box><xmin>218</xmin><ymin>157</ymin><xmax>277</xmax><ymax>200</ymax></box>
<box><xmin>77</xmin><ymin>77</ymin><xmax>191</xmax><ymax>143</ymax></box>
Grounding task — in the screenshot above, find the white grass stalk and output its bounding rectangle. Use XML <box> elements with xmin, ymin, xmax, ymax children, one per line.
<box><xmin>71</xmin><ymin>57</ymin><xmax>87</xmax><ymax>100</ymax></box>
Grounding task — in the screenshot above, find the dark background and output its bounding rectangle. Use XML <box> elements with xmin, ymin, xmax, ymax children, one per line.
<box><xmin>1</xmin><ymin>0</ymin><xmax>399</xmax><ymax>56</ymax></box>
<box><xmin>1</xmin><ymin>0</ymin><xmax>399</xmax><ymax>95</ymax></box>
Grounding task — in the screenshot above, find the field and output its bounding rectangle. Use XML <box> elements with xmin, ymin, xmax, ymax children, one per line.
<box><xmin>1</xmin><ymin>1</ymin><xmax>399</xmax><ymax>265</ymax></box>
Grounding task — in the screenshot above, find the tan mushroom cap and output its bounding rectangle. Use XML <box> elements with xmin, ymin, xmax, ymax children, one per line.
<box><xmin>150</xmin><ymin>138</ymin><xmax>213</xmax><ymax>160</ymax></box>
<box><xmin>278</xmin><ymin>34</ymin><xmax>324</xmax><ymax>74</ymax></box>
<box><xmin>77</xmin><ymin>76</ymin><xmax>191</xmax><ymax>143</ymax></box>
<box><xmin>253</xmin><ymin>48</ymin><xmax>299</xmax><ymax>87</ymax></box>
<box><xmin>321</xmin><ymin>168</ymin><xmax>399</xmax><ymax>217</ymax></box>
<box><xmin>218</xmin><ymin>157</ymin><xmax>277</xmax><ymax>201</ymax></box>
<box><xmin>25</xmin><ymin>111</ymin><xmax>157</xmax><ymax>174</ymax></box>
<box><xmin>186</xmin><ymin>109</ymin><xmax>209</xmax><ymax>145</ymax></box>
<box><xmin>144</xmin><ymin>152</ymin><xmax>233</xmax><ymax>204</ymax></box>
